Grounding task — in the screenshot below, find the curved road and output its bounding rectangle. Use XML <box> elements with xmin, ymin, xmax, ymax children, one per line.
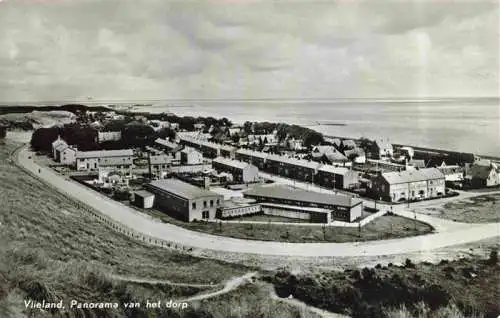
<box><xmin>14</xmin><ymin>145</ymin><xmax>500</xmax><ymax>258</ymax></box>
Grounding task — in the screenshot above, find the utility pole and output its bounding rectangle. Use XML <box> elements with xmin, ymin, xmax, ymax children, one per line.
<box><xmin>407</xmin><ymin>182</ymin><xmax>410</xmax><ymax>209</ymax></box>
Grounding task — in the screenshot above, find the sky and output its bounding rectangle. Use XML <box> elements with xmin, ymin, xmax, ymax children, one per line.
<box><xmin>0</xmin><ymin>0</ymin><xmax>498</xmax><ymax>102</ymax></box>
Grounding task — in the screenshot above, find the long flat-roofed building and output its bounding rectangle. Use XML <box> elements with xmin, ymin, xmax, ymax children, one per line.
<box><xmin>243</xmin><ymin>185</ymin><xmax>363</xmax><ymax>222</ymax></box>
<box><xmin>154</xmin><ymin>138</ymin><xmax>182</xmax><ymax>153</ymax></box>
<box><xmin>178</xmin><ymin>135</ymin><xmax>236</xmax><ymax>159</ymax></box>
<box><xmin>75</xmin><ymin>149</ymin><xmax>134</xmax><ymax>172</ymax></box>
<box><xmin>265</xmin><ymin>154</ymin><xmax>321</xmax><ymax>183</ymax></box>
<box><xmin>212</xmin><ymin>157</ymin><xmax>259</xmax><ymax>183</ymax></box>
<box><xmin>372</xmin><ymin>168</ymin><xmax>445</xmax><ymax>202</ymax></box>
<box><xmin>235</xmin><ymin>149</ymin><xmax>268</xmax><ymax>169</ymax></box>
<box><xmin>144</xmin><ymin>178</ymin><xmax>223</xmax><ymax>222</ymax></box>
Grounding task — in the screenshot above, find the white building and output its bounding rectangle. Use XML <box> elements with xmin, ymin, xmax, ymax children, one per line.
<box><xmin>375</xmin><ymin>138</ymin><xmax>394</xmax><ymax>159</ymax></box>
<box><xmin>372</xmin><ymin>168</ymin><xmax>445</xmax><ymax>202</ymax></box>
<box><xmin>180</xmin><ymin>147</ymin><xmax>203</xmax><ymax>165</ymax></box>
<box><xmin>437</xmin><ymin>164</ymin><xmax>464</xmax><ymax>183</ymax></box>
<box><xmin>52</xmin><ymin>136</ymin><xmax>67</xmax><ymax>159</ymax></box>
<box><xmin>133</xmin><ymin>190</ymin><xmax>155</xmax><ymax>209</ymax></box>
<box><xmin>98</xmin><ymin>131</ymin><xmax>122</xmax><ymax>142</ymax></box>
<box><xmin>75</xmin><ymin>149</ymin><xmax>134</xmax><ymax>172</ymax></box>
<box><xmin>59</xmin><ymin>146</ymin><xmax>77</xmax><ymax>165</ymax></box>
<box><xmin>212</xmin><ymin>157</ymin><xmax>260</xmax><ymax>183</ymax></box>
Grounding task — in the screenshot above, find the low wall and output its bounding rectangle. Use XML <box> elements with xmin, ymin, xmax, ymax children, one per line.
<box><xmin>12</xmin><ymin>145</ymin><xmax>195</xmax><ymax>254</ymax></box>
<box><xmin>359</xmin><ymin>209</ymin><xmax>387</xmax><ymax>227</ymax></box>
<box><xmin>169</xmin><ymin>164</ymin><xmax>211</xmax><ymax>173</ymax></box>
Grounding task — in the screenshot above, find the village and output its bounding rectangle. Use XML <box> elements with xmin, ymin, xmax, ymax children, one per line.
<box><xmin>29</xmin><ymin>107</ymin><xmax>499</xmax><ymax>227</ymax></box>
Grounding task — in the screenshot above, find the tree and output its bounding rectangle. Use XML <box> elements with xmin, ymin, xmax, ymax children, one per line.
<box><xmin>122</xmin><ymin>123</ymin><xmax>155</xmax><ymax>148</ymax></box>
<box><xmin>303</xmin><ymin>132</ymin><xmax>324</xmax><ymax>148</ymax></box>
<box><xmin>231</xmin><ymin>133</ymin><xmax>240</xmax><ymax>143</ymax></box>
<box><xmin>243</xmin><ymin>121</ymin><xmax>253</xmax><ymax>134</ymax></box>
<box><xmin>488</xmin><ymin>249</ymin><xmax>498</xmax><ymax>265</ymax></box>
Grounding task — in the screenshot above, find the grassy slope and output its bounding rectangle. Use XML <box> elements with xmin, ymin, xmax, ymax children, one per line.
<box><xmin>0</xmin><ymin>141</ymin><xmax>267</xmax><ymax>317</ymax></box>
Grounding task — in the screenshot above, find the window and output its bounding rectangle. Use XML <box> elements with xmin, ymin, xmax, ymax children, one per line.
<box><xmin>204</xmin><ymin>201</ymin><xmax>207</xmax><ymax>208</ymax></box>
<box><xmin>202</xmin><ymin>211</ymin><xmax>209</xmax><ymax>219</ymax></box>
<box><xmin>210</xmin><ymin>200</ymin><xmax>214</xmax><ymax>207</ymax></box>
<box><xmin>192</xmin><ymin>202</ymin><xmax>196</xmax><ymax>210</ymax></box>
<box><xmin>216</xmin><ymin>199</ymin><xmax>220</xmax><ymax>205</ymax></box>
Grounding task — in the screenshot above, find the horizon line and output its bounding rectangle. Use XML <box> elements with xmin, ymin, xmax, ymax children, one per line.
<box><xmin>0</xmin><ymin>96</ymin><xmax>498</xmax><ymax>105</ymax></box>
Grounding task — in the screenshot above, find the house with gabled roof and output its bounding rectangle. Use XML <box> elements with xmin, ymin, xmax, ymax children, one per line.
<box><xmin>372</xmin><ymin>168</ymin><xmax>445</xmax><ymax>202</ymax></box>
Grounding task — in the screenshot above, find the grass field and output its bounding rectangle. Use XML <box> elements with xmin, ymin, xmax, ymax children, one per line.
<box><xmin>144</xmin><ymin>206</ymin><xmax>433</xmax><ymax>243</ymax></box>
<box><xmin>415</xmin><ymin>194</ymin><xmax>500</xmax><ymax>223</ymax></box>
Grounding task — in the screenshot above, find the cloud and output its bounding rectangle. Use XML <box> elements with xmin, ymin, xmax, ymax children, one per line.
<box><xmin>0</xmin><ymin>0</ymin><xmax>497</xmax><ymax>101</ymax></box>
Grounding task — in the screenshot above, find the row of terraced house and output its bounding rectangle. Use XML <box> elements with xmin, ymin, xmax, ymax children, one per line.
<box><xmin>178</xmin><ymin>135</ymin><xmax>448</xmax><ymax>203</ymax></box>
<box><xmin>178</xmin><ymin>134</ymin><xmax>360</xmax><ymax>190</ymax></box>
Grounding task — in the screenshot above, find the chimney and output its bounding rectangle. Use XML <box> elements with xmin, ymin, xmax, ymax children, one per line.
<box><xmin>204</xmin><ymin>176</ymin><xmax>210</xmax><ymax>189</ymax></box>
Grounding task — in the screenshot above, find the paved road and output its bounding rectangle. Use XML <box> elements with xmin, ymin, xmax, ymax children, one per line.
<box><xmin>14</xmin><ymin>145</ymin><xmax>500</xmax><ymax>258</ymax></box>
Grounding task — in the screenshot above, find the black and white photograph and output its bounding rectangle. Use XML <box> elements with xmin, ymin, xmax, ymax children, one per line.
<box><xmin>0</xmin><ymin>0</ymin><xmax>499</xmax><ymax>317</ymax></box>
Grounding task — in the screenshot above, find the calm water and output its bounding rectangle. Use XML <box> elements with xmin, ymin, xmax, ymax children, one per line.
<box><xmin>133</xmin><ymin>100</ymin><xmax>500</xmax><ymax>157</ymax></box>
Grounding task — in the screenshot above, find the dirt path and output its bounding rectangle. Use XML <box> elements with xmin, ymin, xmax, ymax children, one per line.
<box><xmin>109</xmin><ymin>274</ymin><xmax>220</xmax><ymax>288</ymax></box>
<box><xmin>175</xmin><ymin>272</ymin><xmax>258</xmax><ymax>302</ymax></box>
<box><xmin>266</xmin><ymin>285</ymin><xmax>349</xmax><ymax>318</ymax></box>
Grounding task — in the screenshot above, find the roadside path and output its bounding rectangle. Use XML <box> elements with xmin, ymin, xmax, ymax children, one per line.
<box><xmin>176</xmin><ymin>272</ymin><xmax>257</xmax><ymax>302</ymax></box>
<box><xmin>13</xmin><ymin>144</ymin><xmax>500</xmax><ymax>258</ymax></box>
<box><xmin>110</xmin><ymin>275</ymin><xmax>220</xmax><ymax>288</ymax></box>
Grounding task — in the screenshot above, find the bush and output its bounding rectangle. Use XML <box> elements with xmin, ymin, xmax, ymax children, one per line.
<box><xmin>488</xmin><ymin>249</ymin><xmax>498</xmax><ymax>265</ymax></box>
<box><xmin>405</xmin><ymin>258</ymin><xmax>416</xmax><ymax>269</ymax></box>
<box><xmin>422</xmin><ymin>284</ymin><xmax>451</xmax><ymax>310</ymax></box>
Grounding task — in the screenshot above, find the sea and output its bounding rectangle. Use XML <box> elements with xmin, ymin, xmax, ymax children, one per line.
<box><xmin>2</xmin><ymin>98</ymin><xmax>499</xmax><ymax>157</ymax></box>
<box><xmin>127</xmin><ymin>98</ymin><xmax>500</xmax><ymax>157</ymax></box>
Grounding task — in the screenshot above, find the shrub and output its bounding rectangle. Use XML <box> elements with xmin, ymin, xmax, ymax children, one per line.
<box><xmin>405</xmin><ymin>258</ymin><xmax>415</xmax><ymax>269</ymax></box>
<box><xmin>488</xmin><ymin>249</ymin><xmax>498</xmax><ymax>265</ymax></box>
<box><xmin>422</xmin><ymin>284</ymin><xmax>451</xmax><ymax>310</ymax></box>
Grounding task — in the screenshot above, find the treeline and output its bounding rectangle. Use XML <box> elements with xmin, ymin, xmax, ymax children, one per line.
<box><xmin>241</xmin><ymin>121</ymin><xmax>324</xmax><ymax>148</ymax></box>
<box><xmin>30</xmin><ymin>123</ymin><xmax>177</xmax><ymax>153</ymax></box>
<box><xmin>31</xmin><ymin>124</ymin><xmax>99</xmax><ymax>153</ymax></box>
<box><xmin>120</xmin><ymin>112</ymin><xmax>233</xmax><ymax>132</ymax></box>
<box><xmin>0</xmin><ymin>104</ymin><xmax>112</xmax><ymax>116</ymax></box>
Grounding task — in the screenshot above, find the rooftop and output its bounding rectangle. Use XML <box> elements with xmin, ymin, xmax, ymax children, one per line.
<box><xmin>147</xmin><ymin>178</ymin><xmax>221</xmax><ymax>199</ymax></box>
<box><xmin>213</xmin><ymin>156</ymin><xmax>254</xmax><ymax>170</ymax></box>
<box><xmin>468</xmin><ymin>164</ymin><xmax>496</xmax><ymax>179</ymax></box>
<box><xmin>76</xmin><ymin>149</ymin><xmax>134</xmax><ymax>159</ymax></box>
<box><xmin>149</xmin><ymin>154</ymin><xmax>171</xmax><ymax>164</ymax></box>
<box><xmin>267</xmin><ymin>154</ymin><xmax>321</xmax><ymax>170</ymax></box>
<box><xmin>381</xmin><ymin>168</ymin><xmax>444</xmax><ymax>184</ymax></box>
<box><xmin>324</xmin><ymin>152</ymin><xmax>348</xmax><ymax>162</ymax></box>
<box><xmin>243</xmin><ymin>185</ymin><xmax>361</xmax><ymax>207</ymax></box>
<box><xmin>99</xmin><ymin>156</ymin><xmax>133</xmax><ymax>166</ymax></box>
<box><xmin>236</xmin><ymin>148</ymin><xmax>268</xmax><ymax>159</ymax></box>
<box><xmin>342</xmin><ymin>140</ymin><xmax>357</xmax><ymax>148</ymax></box>
<box><xmin>134</xmin><ymin>190</ymin><xmax>155</xmax><ymax>198</ymax></box>
<box><xmin>155</xmin><ymin>138</ymin><xmax>179</xmax><ymax>149</ymax></box>
<box><xmin>318</xmin><ymin>165</ymin><xmax>351</xmax><ymax>175</ymax></box>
